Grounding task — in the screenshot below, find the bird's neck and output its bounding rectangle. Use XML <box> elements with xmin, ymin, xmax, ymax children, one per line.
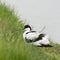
<box><xmin>25</xmin><ymin>28</ymin><xmax>31</xmax><ymax>33</ymax></box>
<box><xmin>23</xmin><ymin>28</ymin><xmax>31</xmax><ymax>39</ymax></box>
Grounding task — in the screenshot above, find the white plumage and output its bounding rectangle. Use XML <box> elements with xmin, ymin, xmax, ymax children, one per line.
<box><xmin>23</xmin><ymin>25</ymin><xmax>50</xmax><ymax>46</ymax></box>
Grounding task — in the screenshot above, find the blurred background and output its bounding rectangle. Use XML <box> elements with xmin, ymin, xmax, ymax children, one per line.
<box><xmin>1</xmin><ymin>0</ymin><xmax>60</xmax><ymax>44</ymax></box>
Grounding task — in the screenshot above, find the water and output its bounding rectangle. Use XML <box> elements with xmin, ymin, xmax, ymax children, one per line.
<box><xmin>1</xmin><ymin>0</ymin><xmax>60</xmax><ymax>44</ymax></box>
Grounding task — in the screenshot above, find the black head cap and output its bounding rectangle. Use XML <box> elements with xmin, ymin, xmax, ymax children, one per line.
<box><xmin>24</xmin><ymin>25</ymin><xmax>31</xmax><ymax>30</ymax></box>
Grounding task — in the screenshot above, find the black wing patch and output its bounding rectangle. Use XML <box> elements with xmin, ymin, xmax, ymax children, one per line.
<box><xmin>26</xmin><ymin>31</ymin><xmax>36</xmax><ymax>34</ymax></box>
<box><xmin>36</xmin><ymin>34</ymin><xmax>45</xmax><ymax>40</ymax></box>
<box><xmin>31</xmin><ymin>31</ymin><xmax>36</xmax><ymax>32</ymax></box>
<box><xmin>25</xmin><ymin>34</ymin><xmax>45</xmax><ymax>43</ymax></box>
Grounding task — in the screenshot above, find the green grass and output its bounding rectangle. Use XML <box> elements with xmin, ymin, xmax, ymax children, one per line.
<box><xmin>0</xmin><ymin>2</ymin><xmax>60</xmax><ymax>60</ymax></box>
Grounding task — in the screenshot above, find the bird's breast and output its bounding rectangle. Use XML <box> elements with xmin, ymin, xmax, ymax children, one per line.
<box><xmin>25</xmin><ymin>33</ymin><xmax>39</xmax><ymax>40</ymax></box>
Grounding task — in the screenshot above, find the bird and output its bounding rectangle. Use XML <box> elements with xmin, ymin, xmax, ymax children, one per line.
<box><xmin>23</xmin><ymin>25</ymin><xmax>52</xmax><ymax>47</ymax></box>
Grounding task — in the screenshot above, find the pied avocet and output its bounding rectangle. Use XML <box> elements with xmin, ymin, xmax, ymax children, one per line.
<box><xmin>23</xmin><ymin>25</ymin><xmax>51</xmax><ymax>47</ymax></box>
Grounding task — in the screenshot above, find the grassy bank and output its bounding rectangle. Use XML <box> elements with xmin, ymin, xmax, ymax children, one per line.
<box><xmin>0</xmin><ymin>2</ymin><xmax>60</xmax><ymax>60</ymax></box>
